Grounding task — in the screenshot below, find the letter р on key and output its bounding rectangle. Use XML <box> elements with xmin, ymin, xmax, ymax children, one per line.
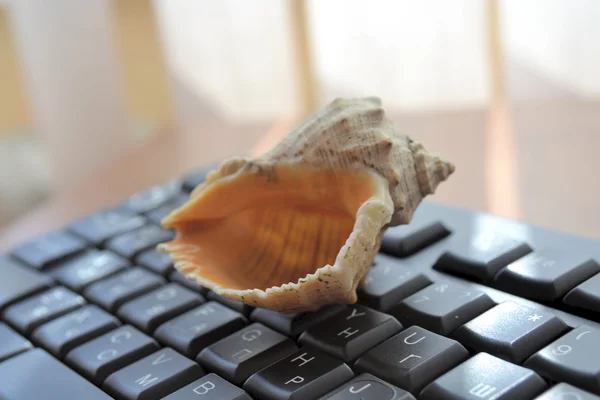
<box><xmin>286</xmin><ymin>376</ymin><xmax>305</xmax><ymax>385</ymax></box>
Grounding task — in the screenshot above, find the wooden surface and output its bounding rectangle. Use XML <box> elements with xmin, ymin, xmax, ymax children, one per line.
<box><xmin>1</xmin><ymin>98</ymin><xmax>599</xmax><ymax>252</ymax></box>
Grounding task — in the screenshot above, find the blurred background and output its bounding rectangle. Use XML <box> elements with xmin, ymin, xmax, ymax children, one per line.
<box><xmin>0</xmin><ymin>0</ymin><xmax>599</xmax><ymax>238</ymax></box>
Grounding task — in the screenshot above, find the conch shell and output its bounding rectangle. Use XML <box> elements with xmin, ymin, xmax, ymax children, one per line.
<box><xmin>159</xmin><ymin>97</ymin><xmax>454</xmax><ymax>313</ymax></box>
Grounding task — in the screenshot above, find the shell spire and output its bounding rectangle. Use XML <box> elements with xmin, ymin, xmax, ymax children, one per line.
<box><xmin>159</xmin><ymin>97</ymin><xmax>455</xmax><ymax>313</ymax></box>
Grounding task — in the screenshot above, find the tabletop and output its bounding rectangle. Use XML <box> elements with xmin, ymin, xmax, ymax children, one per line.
<box><xmin>0</xmin><ymin>99</ymin><xmax>598</xmax><ymax>253</ymax></box>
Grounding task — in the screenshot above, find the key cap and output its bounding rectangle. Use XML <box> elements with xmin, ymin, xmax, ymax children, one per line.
<box><xmin>564</xmin><ymin>273</ymin><xmax>600</xmax><ymax>313</ymax></box>
<box><xmin>163</xmin><ymin>373</ymin><xmax>253</xmax><ymax>400</ymax></box>
<box><xmin>381</xmin><ymin>221</ymin><xmax>451</xmax><ymax>257</ymax></box>
<box><xmin>433</xmin><ymin>231</ymin><xmax>532</xmax><ymax>282</ymax></box>
<box><xmin>102</xmin><ymin>348</ymin><xmax>204</xmax><ymax>400</ymax></box>
<box><xmin>170</xmin><ymin>270</ymin><xmax>208</xmax><ymax>295</ymax></box>
<box><xmin>0</xmin><ymin>256</ymin><xmax>53</xmax><ymax>310</ymax></box>
<box><xmin>154</xmin><ymin>301</ymin><xmax>247</xmax><ymax>358</ymax></box>
<box><xmin>390</xmin><ymin>281</ymin><xmax>495</xmax><ymax>335</ymax></box>
<box><xmin>249</xmin><ymin>304</ymin><xmax>344</xmax><ymax>338</ymax></box>
<box><xmin>320</xmin><ymin>373</ymin><xmax>416</xmax><ymax>400</ymax></box>
<box><xmin>136</xmin><ymin>248</ymin><xmax>174</xmax><ymax>276</ymax></box>
<box><xmin>420</xmin><ymin>352</ymin><xmax>547</xmax><ymax>400</ymax></box>
<box><xmin>358</xmin><ymin>262</ymin><xmax>431</xmax><ymax>312</ymax></box>
<box><xmin>2</xmin><ymin>286</ymin><xmax>86</xmax><ymax>334</ymax></box>
<box><xmin>84</xmin><ymin>266</ymin><xmax>166</xmax><ymax>311</ymax></box>
<box><xmin>69</xmin><ymin>208</ymin><xmax>147</xmax><ymax>245</ymax></box>
<box><xmin>494</xmin><ymin>250</ymin><xmax>600</xmax><ymax>301</ymax></box>
<box><xmin>146</xmin><ymin>195</ymin><xmax>188</xmax><ymax>225</ymax></box>
<box><xmin>535</xmin><ymin>383</ymin><xmax>600</xmax><ymax>400</ymax></box>
<box><xmin>65</xmin><ymin>325</ymin><xmax>160</xmax><ymax>385</ymax></box>
<box><xmin>525</xmin><ymin>325</ymin><xmax>600</xmax><ymax>395</ymax></box>
<box><xmin>31</xmin><ymin>304</ymin><xmax>120</xmax><ymax>358</ymax></box>
<box><xmin>0</xmin><ymin>348</ymin><xmax>112</xmax><ymax>400</ymax></box>
<box><xmin>107</xmin><ymin>225</ymin><xmax>174</xmax><ymax>259</ymax></box>
<box><xmin>207</xmin><ymin>291</ymin><xmax>255</xmax><ymax>316</ymax></box>
<box><xmin>0</xmin><ymin>322</ymin><xmax>32</xmax><ymax>362</ymax></box>
<box><xmin>50</xmin><ymin>249</ymin><xmax>130</xmax><ymax>291</ymax></box>
<box><xmin>298</xmin><ymin>304</ymin><xmax>402</xmax><ymax>363</ymax></box>
<box><xmin>453</xmin><ymin>301</ymin><xmax>569</xmax><ymax>363</ymax></box>
<box><xmin>354</xmin><ymin>326</ymin><xmax>469</xmax><ymax>394</ymax></box>
<box><xmin>197</xmin><ymin>322</ymin><xmax>298</xmax><ymax>385</ymax></box>
<box><xmin>243</xmin><ymin>347</ymin><xmax>354</xmax><ymax>400</ymax></box>
<box><xmin>117</xmin><ymin>283</ymin><xmax>204</xmax><ymax>333</ymax></box>
<box><xmin>11</xmin><ymin>230</ymin><xmax>87</xmax><ymax>270</ymax></box>
<box><xmin>122</xmin><ymin>180</ymin><xmax>182</xmax><ymax>214</ymax></box>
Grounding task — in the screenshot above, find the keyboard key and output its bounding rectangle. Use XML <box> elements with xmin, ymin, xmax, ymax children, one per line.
<box><xmin>0</xmin><ymin>348</ymin><xmax>112</xmax><ymax>400</ymax></box>
<box><xmin>154</xmin><ymin>301</ymin><xmax>247</xmax><ymax>358</ymax></box>
<box><xmin>31</xmin><ymin>304</ymin><xmax>120</xmax><ymax>358</ymax></box>
<box><xmin>122</xmin><ymin>180</ymin><xmax>182</xmax><ymax>214</ymax></box>
<box><xmin>354</xmin><ymin>326</ymin><xmax>469</xmax><ymax>394</ymax></box>
<box><xmin>358</xmin><ymin>262</ymin><xmax>432</xmax><ymax>312</ymax></box>
<box><xmin>170</xmin><ymin>270</ymin><xmax>208</xmax><ymax>295</ymax></box>
<box><xmin>69</xmin><ymin>208</ymin><xmax>147</xmax><ymax>245</ymax></box>
<box><xmin>494</xmin><ymin>250</ymin><xmax>600</xmax><ymax>301</ymax></box>
<box><xmin>420</xmin><ymin>352</ymin><xmax>547</xmax><ymax>400</ymax></box>
<box><xmin>107</xmin><ymin>225</ymin><xmax>174</xmax><ymax>259</ymax></box>
<box><xmin>117</xmin><ymin>283</ymin><xmax>204</xmax><ymax>333</ymax></box>
<box><xmin>243</xmin><ymin>347</ymin><xmax>354</xmax><ymax>400</ymax></box>
<box><xmin>564</xmin><ymin>273</ymin><xmax>600</xmax><ymax>313</ymax></box>
<box><xmin>11</xmin><ymin>230</ymin><xmax>87</xmax><ymax>270</ymax></box>
<box><xmin>163</xmin><ymin>373</ymin><xmax>252</xmax><ymax>400</ymax></box>
<box><xmin>102</xmin><ymin>348</ymin><xmax>204</xmax><ymax>400</ymax></box>
<box><xmin>65</xmin><ymin>325</ymin><xmax>160</xmax><ymax>385</ymax></box>
<box><xmin>453</xmin><ymin>301</ymin><xmax>569</xmax><ymax>363</ymax></box>
<box><xmin>208</xmin><ymin>291</ymin><xmax>255</xmax><ymax>316</ymax></box>
<box><xmin>298</xmin><ymin>304</ymin><xmax>402</xmax><ymax>363</ymax></box>
<box><xmin>84</xmin><ymin>266</ymin><xmax>166</xmax><ymax>311</ymax></box>
<box><xmin>3</xmin><ymin>286</ymin><xmax>85</xmax><ymax>334</ymax></box>
<box><xmin>0</xmin><ymin>322</ymin><xmax>32</xmax><ymax>362</ymax></box>
<box><xmin>50</xmin><ymin>250</ymin><xmax>130</xmax><ymax>291</ymax></box>
<box><xmin>390</xmin><ymin>281</ymin><xmax>495</xmax><ymax>335</ymax></box>
<box><xmin>146</xmin><ymin>195</ymin><xmax>188</xmax><ymax>225</ymax></box>
<box><xmin>136</xmin><ymin>248</ymin><xmax>174</xmax><ymax>276</ymax></box>
<box><xmin>0</xmin><ymin>256</ymin><xmax>53</xmax><ymax>311</ymax></box>
<box><xmin>249</xmin><ymin>305</ymin><xmax>344</xmax><ymax>338</ymax></box>
<box><xmin>381</xmin><ymin>221</ymin><xmax>451</xmax><ymax>257</ymax></box>
<box><xmin>535</xmin><ymin>383</ymin><xmax>600</xmax><ymax>400</ymax></box>
<box><xmin>320</xmin><ymin>373</ymin><xmax>416</xmax><ymax>399</ymax></box>
<box><xmin>433</xmin><ymin>231</ymin><xmax>532</xmax><ymax>282</ymax></box>
<box><xmin>525</xmin><ymin>325</ymin><xmax>600</xmax><ymax>395</ymax></box>
<box><xmin>198</xmin><ymin>322</ymin><xmax>298</xmax><ymax>385</ymax></box>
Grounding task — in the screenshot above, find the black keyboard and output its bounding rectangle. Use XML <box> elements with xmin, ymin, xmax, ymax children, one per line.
<box><xmin>1</xmin><ymin>165</ymin><xmax>600</xmax><ymax>400</ymax></box>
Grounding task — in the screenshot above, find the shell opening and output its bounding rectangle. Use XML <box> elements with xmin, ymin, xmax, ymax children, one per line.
<box><xmin>161</xmin><ymin>164</ymin><xmax>386</xmax><ymax>292</ymax></box>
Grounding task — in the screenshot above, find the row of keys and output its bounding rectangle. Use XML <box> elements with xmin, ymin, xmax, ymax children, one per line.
<box><xmin>6</xmin><ymin>250</ymin><xmax>598</xmax><ymax>395</ymax></box>
<box><xmin>4</xmin><ymin>322</ymin><xmax>600</xmax><ymax>400</ymax></box>
<box><xmin>427</xmin><ymin>229</ymin><xmax>600</xmax><ymax>314</ymax></box>
<box><xmin>8</xmin><ymin>181</ymin><xmax>180</xmax><ymax>274</ymax></box>
<box><xmin>0</xmin><ymin>267</ymin><xmax>438</xmax><ymax>399</ymax></box>
<box><xmin>3</xmin><ymin>341</ymin><xmax>594</xmax><ymax>400</ymax></box>
<box><xmin>379</xmin><ymin>217</ymin><xmax>600</xmax><ymax>317</ymax></box>
<box><xmin>5</xmin><ymin>263</ymin><xmax>600</xmax><ymax>399</ymax></box>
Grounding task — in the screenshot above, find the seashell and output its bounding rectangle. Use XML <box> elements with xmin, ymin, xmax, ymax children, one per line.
<box><xmin>158</xmin><ymin>97</ymin><xmax>454</xmax><ymax>313</ymax></box>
